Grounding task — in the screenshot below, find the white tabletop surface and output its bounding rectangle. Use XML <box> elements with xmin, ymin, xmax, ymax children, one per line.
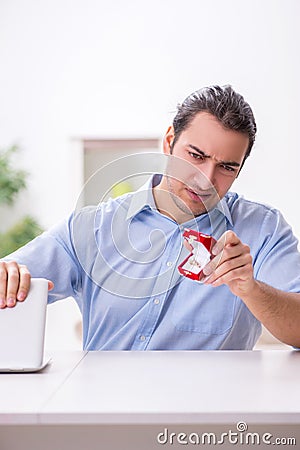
<box><xmin>0</xmin><ymin>351</ymin><xmax>86</xmax><ymax>424</ymax></box>
<box><xmin>1</xmin><ymin>350</ymin><xmax>300</xmax><ymax>425</ymax></box>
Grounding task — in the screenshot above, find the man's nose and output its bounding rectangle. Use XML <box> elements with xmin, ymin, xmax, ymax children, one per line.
<box><xmin>194</xmin><ymin>162</ymin><xmax>216</xmax><ymax>190</ymax></box>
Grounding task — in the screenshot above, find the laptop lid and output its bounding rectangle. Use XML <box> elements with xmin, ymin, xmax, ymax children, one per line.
<box><xmin>0</xmin><ymin>278</ymin><xmax>49</xmax><ymax>372</ymax></box>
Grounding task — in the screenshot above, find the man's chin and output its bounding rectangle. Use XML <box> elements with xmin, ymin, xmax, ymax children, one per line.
<box><xmin>173</xmin><ymin>200</ymin><xmax>215</xmax><ymax>219</ymax></box>
<box><xmin>189</xmin><ymin>197</ymin><xmax>219</xmax><ymax>216</ymax></box>
<box><xmin>189</xmin><ymin>207</ymin><xmax>212</xmax><ymax>218</ymax></box>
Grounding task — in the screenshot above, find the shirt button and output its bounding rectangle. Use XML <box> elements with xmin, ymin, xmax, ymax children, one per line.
<box><xmin>154</xmin><ymin>298</ymin><xmax>160</xmax><ymax>305</ymax></box>
<box><xmin>140</xmin><ymin>335</ymin><xmax>146</xmax><ymax>341</ymax></box>
<box><xmin>167</xmin><ymin>261</ymin><xmax>173</xmax><ymax>267</ymax></box>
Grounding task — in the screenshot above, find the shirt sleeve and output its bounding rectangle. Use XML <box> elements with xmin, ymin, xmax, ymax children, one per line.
<box><xmin>0</xmin><ymin>213</ymin><xmax>82</xmax><ymax>305</ymax></box>
<box><xmin>253</xmin><ymin>208</ymin><xmax>300</xmax><ymax>293</ymax></box>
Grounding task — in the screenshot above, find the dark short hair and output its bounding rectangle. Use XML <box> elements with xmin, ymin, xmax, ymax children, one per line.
<box><xmin>172</xmin><ymin>85</ymin><xmax>257</xmax><ymax>165</ymax></box>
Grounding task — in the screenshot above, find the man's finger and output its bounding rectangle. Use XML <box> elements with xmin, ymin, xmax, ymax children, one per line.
<box><xmin>6</xmin><ymin>261</ymin><xmax>21</xmax><ymax>307</ymax></box>
<box><xmin>0</xmin><ymin>262</ymin><xmax>8</xmax><ymax>308</ymax></box>
<box><xmin>204</xmin><ymin>253</ymin><xmax>253</xmax><ymax>284</ymax></box>
<box><xmin>203</xmin><ymin>252</ymin><xmax>223</xmax><ymax>276</ymax></box>
<box><xmin>16</xmin><ymin>265</ymin><xmax>31</xmax><ymax>301</ymax></box>
<box><xmin>212</xmin><ymin>230</ymin><xmax>240</xmax><ymax>255</ymax></box>
<box><xmin>203</xmin><ymin>240</ymin><xmax>244</xmax><ymax>276</ymax></box>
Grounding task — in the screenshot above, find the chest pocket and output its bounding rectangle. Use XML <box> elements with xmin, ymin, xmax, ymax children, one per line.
<box><xmin>171</xmin><ymin>281</ymin><xmax>236</xmax><ymax>335</ymax></box>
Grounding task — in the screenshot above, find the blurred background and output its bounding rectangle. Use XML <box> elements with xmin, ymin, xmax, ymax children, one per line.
<box><xmin>0</xmin><ymin>0</ymin><xmax>299</xmax><ymax>350</ymax></box>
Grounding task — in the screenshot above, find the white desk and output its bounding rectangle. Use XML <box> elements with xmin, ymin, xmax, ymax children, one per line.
<box><xmin>1</xmin><ymin>350</ymin><xmax>300</xmax><ymax>450</ymax></box>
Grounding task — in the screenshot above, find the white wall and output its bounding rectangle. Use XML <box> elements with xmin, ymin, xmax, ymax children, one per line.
<box><xmin>0</xmin><ymin>0</ymin><xmax>299</xmax><ymax>349</ymax></box>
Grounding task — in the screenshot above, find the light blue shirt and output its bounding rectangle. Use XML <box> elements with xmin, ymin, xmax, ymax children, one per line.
<box><xmin>6</xmin><ymin>175</ymin><xmax>300</xmax><ymax>350</ymax></box>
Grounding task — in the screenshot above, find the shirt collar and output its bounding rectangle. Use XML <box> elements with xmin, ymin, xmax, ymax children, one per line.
<box><xmin>126</xmin><ymin>174</ymin><xmax>233</xmax><ymax>226</ymax></box>
<box><xmin>126</xmin><ymin>175</ymin><xmax>159</xmax><ymax>220</ymax></box>
<box><xmin>214</xmin><ymin>196</ymin><xmax>233</xmax><ymax>227</ymax></box>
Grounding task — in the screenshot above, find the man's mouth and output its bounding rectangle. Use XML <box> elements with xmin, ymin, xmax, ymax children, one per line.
<box><xmin>186</xmin><ymin>188</ymin><xmax>212</xmax><ymax>202</ymax></box>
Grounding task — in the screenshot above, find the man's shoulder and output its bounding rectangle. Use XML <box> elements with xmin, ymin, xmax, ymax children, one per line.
<box><xmin>72</xmin><ymin>192</ymin><xmax>135</xmax><ymax>231</ymax></box>
<box><xmin>75</xmin><ymin>192</ymin><xmax>135</xmax><ymax>217</ymax></box>
<box><xmin>225</xmin><ymin>192</ymin><xmax>282</xmax><ymax>223</ymax></box>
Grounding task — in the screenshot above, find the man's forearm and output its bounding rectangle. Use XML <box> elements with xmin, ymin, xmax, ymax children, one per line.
<box><xmin>240</xmin><ymin>280</ymin><xmax>300</xmax><ymax>348</ymax></box>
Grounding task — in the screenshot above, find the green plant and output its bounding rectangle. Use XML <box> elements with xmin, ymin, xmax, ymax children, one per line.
<box><xmin>0</xmin><ymin>216</ymin><xmax>43</xmax><ymax>257</ymax></box>
<box><xmin>0</xmin><ymin>145</ymin><xmax>43</xmax><ymax>258</ymax></box>
<box><xmin>0</xmin><ymin>145</ymin><xmax>27</xmax><ymax>205</ymax></box>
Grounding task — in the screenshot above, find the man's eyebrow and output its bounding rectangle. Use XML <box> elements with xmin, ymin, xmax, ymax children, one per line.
<box><xmin>188</xmin><ymin>144</ymin><xmax>241</xmax><ymax>167</ymax></box>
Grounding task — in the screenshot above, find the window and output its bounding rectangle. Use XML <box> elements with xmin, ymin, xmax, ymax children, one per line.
<box><xmin>82</xmin><ymin>138</ymin><xmax>160</xmax><ymax>206</ymax></box>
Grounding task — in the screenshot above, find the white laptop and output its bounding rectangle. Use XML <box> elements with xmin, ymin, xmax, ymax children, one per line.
<box><xmin>0</xmin><ymin>278</ymin><xmax>50</xmax><ymax>372</ymax></box>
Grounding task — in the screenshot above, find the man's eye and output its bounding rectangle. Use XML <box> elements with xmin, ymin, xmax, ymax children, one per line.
<box><xmin>189</xmin><ymin>152</ymin><xmax>204</xmax><ymax>160</ymax></box>
<box><xmin>220</xmin><ymin>164</ymin><xmax>235</xmax><ymax>172</ymax></box>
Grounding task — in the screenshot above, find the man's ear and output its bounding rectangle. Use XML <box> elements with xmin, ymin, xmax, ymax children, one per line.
<box><xmin>163</xmin><ymin>126</ymin><xmax>175</xmax><ymax>155</ymax></box>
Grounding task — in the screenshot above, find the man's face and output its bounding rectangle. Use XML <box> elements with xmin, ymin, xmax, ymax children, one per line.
<box><xmin>162</xmin><ymin>112</ymin><xmax>249</xmax><ymax>217</ymax></box>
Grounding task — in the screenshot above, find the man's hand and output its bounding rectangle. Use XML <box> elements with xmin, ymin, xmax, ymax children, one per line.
<box><xmin>0</xmin><ymin>261</ymin><xmax>53</xmax><ymax>308</ymax></box>
<box><xmin>202</xmin><ymin>230</ymin><xmax>256</xmax><ymax>297</ymax></box>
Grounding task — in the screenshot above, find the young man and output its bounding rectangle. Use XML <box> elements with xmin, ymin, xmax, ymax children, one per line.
<box><xmin>1</xmin><ymin>85</ymin><xmax>300</xmax><ymax>350</ymax></box>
